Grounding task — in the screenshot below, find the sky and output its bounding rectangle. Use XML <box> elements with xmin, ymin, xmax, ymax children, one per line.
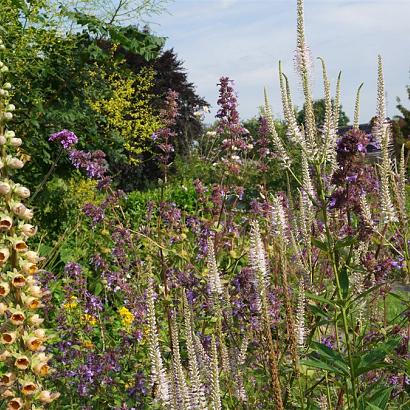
<box><xmin>150</xmin><ymin>0</ymin><xmax>410</xmax><ymax>124</ymax></box>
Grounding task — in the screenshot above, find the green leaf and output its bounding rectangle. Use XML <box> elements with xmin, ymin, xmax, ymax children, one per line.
<box><xmin>366</xmin><ymin>405</ymin><xmax>383</xmax><ymax>410</ymax></box>
<box><xmin>355</xmin><ymin>338</ymin><xmax>401</xmax><ymax>376</ymax></box>
<box><xmin>310</xmin><ymin>342</ymin><xmax>350</xmax><ymax>375</ymax></box>
<box><xmin>335</xmin><ymin>235</ymin><xmax>357</xmax><ymax>249</ymax></box>
<box><xmin>308</xmin><ymin>304</ymin><xmax>330</xmax><ymax>319</ymax></box>
<box><xmin>300</xmin><ymin>359</ymin><xmax>344</xmax><ymax>375</ymax></box>
<box><xmin>94</xmin><ymin>282</ymin><xmax>103</xmax><ymax>296</ymax></box>
<box><xmin>10</xmin><ymin>0</ymin><xmax>29</xmax><ymax>15</ymax></box>
<box><xmin>365</xmin><ymin>387</ymin><xmax>393</xmax><ymax>409</ymax></box>
<box><xmin>311</xmin><ymin>238</ymin><xmax>328</xmax><ymax>253</ymax></box>
<box><xmin>338</xmin><ymin>266</ymin><xmax>349</xmax><ymax>299</ymax></box>
<box><xmin>305</xmin><ymin>292</ymin><xmax>336</xmax><ymax>306</ymax></box>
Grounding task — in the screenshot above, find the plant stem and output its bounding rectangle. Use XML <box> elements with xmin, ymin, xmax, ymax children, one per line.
<box><xmin>30</xmin><ymin>146</ymin><xmax>64</xmax><ymax>203</ymax></box>
<box><xmin>315</xmin><ymin>164</ymin><xmax>359</xmax><ymax>408</ymax></box>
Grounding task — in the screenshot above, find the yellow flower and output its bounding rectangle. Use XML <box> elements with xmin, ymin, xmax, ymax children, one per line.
<box><xmin>118</xmin><ymin>306</ymin><xmax>134</xmax><ymax>328</ymax></box>
<box><xmin>63</xmin><ymin>296</ymin><xmax>78</xmax><ymax>310</ymax></box>
<box><xmin>81</xmin><ymin>314</ymin><xmax>97</xmax><ymax>326</ymax></box>
<box><xmin>82</xmin><ymin>340</ymin><xmax>95</xmax><ymax>349</ymax></box>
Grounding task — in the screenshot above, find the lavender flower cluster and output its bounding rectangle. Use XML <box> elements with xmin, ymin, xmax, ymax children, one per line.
<box><xmin>48</xmin><ymin>129</ymin><xmax>78</xmax><ymax>149</ymax></box>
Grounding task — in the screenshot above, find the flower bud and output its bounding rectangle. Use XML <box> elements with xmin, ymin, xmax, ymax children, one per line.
<box><xmin>0</xmin><ymin>215</ymin><xmax>13</xmax><ymax>231</ymax></box>
<box><xmin>33</xmin><ymin>329</ymin><xmax>46</xmax><ymax>340</ymax></box>
<box><xmin>14</xmin><ymin>186</ymin><xmax>30</xmax><ymax>199</ymax></box>
<box><xmin>21</xmin><ymin>224</ymin><xmax>37</xmax><ymax>237</ymax></box>
<box><xmin>1</xmin><ymin>332</ymin><xmax>17</xmax><ymax>345</ymax></box>
<box><xmin>21</xmin><ymin>381</ymin><xmax>37</xmax><ymax>395</ymax></box>
<box><xmin>11</xmin><ymin>203</ymin><xmax>26</xmax><ymax>218</ymax></box>
<box><xmin>29</xmin><ymin>314</ymin><xmax>44</xmax><ymax>327</ymax></box>
<box><xmin>11</xmin><ymin>274</ymin><xmax>26</xmax><ymax>288</ymax></box>
<box><xmin>6</xmin><ymin>157</ymin><xmax>23</xmax><ymax>169</ymax></box>
<box><xmin>0</xmin><ymin>303</ymin><xmax>8</xmax><ymax>315</ymax></box>
<box><xmin>0</xmin><ymin>248</ymin><xmax>10</xmax><ymax>264</ymax></box>
<box><xmin>25</xmin><ymin>251</ymin><xmax>39</xmax><ymax>264</ymax></box>
<box><xmin>28</xmin><ymin>285</ymin><xmax>42</xmax><ymax>297</ymax></box>
<box><xmin>9</xmin><ymin>138</ymin><xmax>22</xmax><ymax>147</ymax></box>
<box><xmin>7</xmin><ymin>397</ymin><xmax>23</xmax><ymax>410</ymax></box>
<box><xmin>0</xmin><ymin>373</ymin><xmax>16</xmax><ymax>386</ymax></box>
<box><xmin>0</xmin><ymin>282</ymin><xmax>10</xmax><ymax>296</ymax></box>
<box><xmin>0</xmin><ymin>350</ymin><xmax>11</xmax><ymax>361</ymax></box>
<box><xmin>33</xmin><ymin>352</ymin><xmax>51</xmax><ymax>363</ymax></box>
<box><xmin>38</xmin><ymin>390</ymin><xmax>60</xmax><ymax>404</ymax></box>
<box><xmin>25</xmin><ymin>276</ymin><xmax>36</xmax><ymax>286</ymax></box>
<box><xmin>0</xmin><ymin>89</ymin><xmax>8</xmax><ymax>96</ymax></box>
<box><xmin>10</xmin><ymin>311</ymin><xmax>25</xmax><ymax>326</ymax></box>
<box><xmin>5</xmin><ymin>131</ymin><xmax>15</xmax><ymax>138</ymax></box>
<box><xmin>2</xmin><ymin>389</ymin><xmax>14</xmax><ymax>398</ymax></box>
<box><xmin>3</xmin><ymin>83</ymin><xmax>12</xmax><ymax>90</ymax></box>
<box><xmin>7</xmin><ymin>104</ymin><xmax>15</xmax><ymax>112</ymax></box>
<box><xmin>22</xmin><ymin>209</ymin><xmax>33</xmax><ymax>221</ymax></box>
<box><xmin>0</xmin><ymin>182</ymin><xmax>11</xmax><ymax>194</ymax></box>
<box><xmin>3</xmin><ymin>112</ymin><xmax>13</xmax><ymax>120</ymax></box>
<box><xmin>0</xmin><ymin>135</ymin><xmax>6</xmax><ymax>145</ymax></box>
<box><xmin>14</xmin><ymin>356</ymin><xmax>30</xmax><ymax>370</ymax></box>
<box><xmin>1</xmin><ymin>65</ymin><xmax>9</xmax><ymax>73</ymax></box>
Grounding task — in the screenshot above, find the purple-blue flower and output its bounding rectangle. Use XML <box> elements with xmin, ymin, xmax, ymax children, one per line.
<box><xmin>64</xmin><ymin>262</ymin><xmax>82</xmax><ymax>277</ymax></box>
<box><xmin>321</xmin><ymin>336</ymin><xmax>334</xmax><ymax>349</ymax></box>
<box><xmin>82</xmin><ymin>203</ymin><xmax>105</xmax><ymax>226</ymax></box>
<box><xmin>49</xmin><ymin>129</ymin><xmax>78</xmax><ymax>149</ymax></box>
<box><xmin>69</xmin><ymin>149</ymin><xmax>108</xmax><ymax>180</ymax></box>
<box><xmin>345</xmin><ymin>174</ymin><xmax>358</xmax><ymax>183</ymax></box>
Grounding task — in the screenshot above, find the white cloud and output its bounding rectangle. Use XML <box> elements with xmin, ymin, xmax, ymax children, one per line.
<box><xmin>219</xmin><ymin>0</ymin><xmax>239</xmax><ymax>9</ymax></box>
<box><xmin>153</xmin><ymin>0</ymin><xmax>410</xmax><ymax>123</ymax></box>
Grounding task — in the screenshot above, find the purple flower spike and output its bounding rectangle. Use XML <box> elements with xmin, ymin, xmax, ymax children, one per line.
<box><xmin>49</xmin><ymin>129</ymin><xmax>78</xmax><ymax>149</ymax></box>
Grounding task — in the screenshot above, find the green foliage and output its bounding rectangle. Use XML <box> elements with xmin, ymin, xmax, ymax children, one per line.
<box><xmin>125</xmin><ymin>179</ymin><xmax>197</xmax><ymax>226</ymax></box>
<box><xmin>0</xmin><ymin>0</ymin><xmax>195</xmax><ymax>191</ymax></box>
<box><xmin>392</xmin><ymin>79</ymin><xmax>410</xmax><ymax>168</ymax></box>
<box><xmin>69</xmin><ymin>11</ymin><xmax>166</xmax><ymax>61</ymax></box>
<box><xmin>297</xmin><ymin>98</ymin><xmax>350</xmax><ymax>127</ymax></box>
<box><xmin>88</xmin><ymin>64</ymin><xmax>161</xmax><ymax>162</ymax></box>
<box><xmin>34</xmin><ymin>175</ymin><xmax>99</xmax><ymax>240</ymax></box>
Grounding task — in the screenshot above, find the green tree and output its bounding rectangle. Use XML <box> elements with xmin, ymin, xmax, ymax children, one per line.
<box><xmin>392</xmin><ymin>81</ymin><xmax>410</xmax><ymax>171</ymax></box>
<box><xmin>297</xmin><ymin>98</ymin><xmax>349</xmax><ymax>128</ymax></box>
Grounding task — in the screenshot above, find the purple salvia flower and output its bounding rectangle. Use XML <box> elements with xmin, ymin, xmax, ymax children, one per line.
<box><xmin>69</xmin><ymin>149</ymin><xmax>108</xmax><ymax>180</ymax></box>
<box><xmin>154</xmin><ymin>89</ymin><xmax>179</xmax><ymax>166</ymax></box>
<box><xmin>82</xmin><ymin>203</ymin><xmax>105</xmax><ymax>226</ymax></box>
<box><xmin>216</xmin><ymin>77</ymin><xmax>246</xmax><ymax>138</ymax></box>
<box><xmin>64</xmin><ymin>262</ymin><xmax>82</xmax><ymax>277</ymax></box>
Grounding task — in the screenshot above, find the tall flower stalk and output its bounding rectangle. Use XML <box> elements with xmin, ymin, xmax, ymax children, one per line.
<box><xmin>146</xmin><ymin>275</ymin><xmax>171</xmax><ymax>407</ymax></box>
<box><xmin>0</xmin><ymin>39</ymin><xmax>59</xmax><ymax>409</ymax></box>
<box><xmin>249</xmin><ymin>222</ymin><xmax>283</xmax><ymax>409</ymax></box>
